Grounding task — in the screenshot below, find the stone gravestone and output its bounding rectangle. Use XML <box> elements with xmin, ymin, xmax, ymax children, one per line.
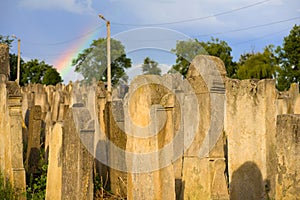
<box><xmin>125</xmin><ymin>75</ymin><xmax>176</xmax><ymax>200</ymax></box>
<box><xmin>61</xmin><ymin>104</ymin><xmax>94</xmax><ymax>200</ymax></box>
<box><xmin>7</xmin><ymin>81</ymin><xmax>27</xmax><ymax>199</ymax></box>
<box><xmin>105</xmin><ymin>100</ymin><xmax>127</xmax><ymax>197</ymax></box>
<box><xmin>225</xmin><ymin>79</ymin><xmax>277</xmax><ymax>199</ymax></box>
<box><xmin>45</xmin><ymin>123</ymin><xmax>63</xmax><ymax>200</ymax></box>
<box><xmin>26</xmin><ymin>105</ymin><xmax>42</xmax><ymax>175</ymax></box>
<box><xmin>276</xmin><ymin>115</ymin><xmax>300</xmax><ymax>199</ymax></box>
<box><xmin>182</xmin><ymin>55</ymin><xmax>228</xmax><ymax>200</ymax></box>
<box><xmin>0</xmin><ymin>44</ymin><xmax>10</xmax><ymax>78</ymax></box>
<box><xmin>0</xmin><ymin>44</ymin><xmax>26</xmax><ymax>199</ymax></box>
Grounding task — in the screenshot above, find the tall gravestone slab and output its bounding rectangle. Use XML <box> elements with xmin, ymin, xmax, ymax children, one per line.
<box><xmin>61</xmin><ymin>104</ymin><xmax>94</xmax><ymax>200</ymax></box>
<box><xmin>105</xmin><ymin>100</ymin><xmax>127</xmax><ymax>197</ymax></box>
<box><xmin>46</xmin><ymin>123</ymin><xmax>63</xmax><ymax>200</ymax></box>
<box><xmin>125</xmin><ymin>76</ymin><xmax>176</xmax><ymax>200</ymax></box>
<box><xmin>26</xmin><ymin>105</ymin><xmax>42</xmax><ymax>175</ymax></box>
<box><xmin>276</xmin><ymin>115</ymin><xmax>300</xmax><ymax>199</ymax></box>
<box><xmin>0</xmin><ymin>44</ymin><xmax>10</xmax><ymax>78</ymax></box>
<box><xmin>94</xmin><ymin>82</ymin><xmax>109</xmax><ymax>189</ymax></box>
<box><xmin>182</xmin><ymin>55</ymin><xmax>228</xmax><ymax>200</ymax></box>
<box><xmin>7</xmin><ymin>81</ymin><xmax>26</xmax><ymax>199</ymax></box>
<box><xmin>225</xmin><ymin>79</ymin><xmax>277</xmax><ymax>199</ymax></box>
<box><xmin>0</xmin><ymin>45</ymin><xmax>26</xmax><ymax>199</ymax></box>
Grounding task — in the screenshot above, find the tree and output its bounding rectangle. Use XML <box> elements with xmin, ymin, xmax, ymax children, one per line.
<box><xmin>0</xmin><ymin>35</ymin><xmax>13</xmax><ymax>47</ymax></box>
<box><xmin>9</xmin><ymin>53</ymin><xmax>25</xmax><ymax>81</ymax></box>
<box><xmin>21</xmin><ymin>59</ymin><xmax>63</xmax><ymax>85</ymax></box>
<box><xmin>170</xmin><ymin>39</ymin><xmax>206</xmax><ymax>77</ymax></box>
<box><xmin>72</xmin><ymin>38</ymin><xmax>132</xmax><ymax>84</ymax></box>
<box><xmin>142</xmin><ymin>57</ymin><xmax>161</xmax><ymax>75</ymax></box>
<box><xmin>236</xmin><ymin>45</ymin><xmax>278</xmax><ymax>80</ymax></box>
<box><xmin>1</xmin><ymin>35</ymin><xmax>63</xmax><ymax>86</ymax></box>
<box><xmin>42</xmin><ymin>68</ymin><xmax>63</xmax><ymax>86</ymax></box>
<box><xmin>276</xmin><ymin>24</ymin><xmax>300</xmax><ymax>91</ymax></box>
<box><xmin>170</xmin><ymin>38</ymin><xmax>236</xmax><ymax>77</ymax></box>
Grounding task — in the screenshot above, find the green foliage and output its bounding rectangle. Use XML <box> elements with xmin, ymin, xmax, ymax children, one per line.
<box><xmin>21</xmin><ymin>59</ymin><xmax>63</xmax><ymax>86</ymax></box>
<box><xmin>72</xmin><ymin>38</ymin><xmax>132</xmax><ymax>84</ymax></box>
<box><xmin>200</xmin><ymin>37</ymin><xmax>236</xmax><ymax>77</ymax></box>
<box><xmin>142</xmin><ymin>57</ymin><xmax>161</xmax><ymax>75</ymax></box>
<box><xmin>170</xmin><ymin>38</ymin><xmax>236</xmax><ymax>77</ymax></box>
<box><xmin>276</xmin><ymin>24</ymin><xmax>300</xmax><ymax>91</ymax></box>
<box><xmin>237</xmin><ymin>45</ymin><xmax>279</xmax><ymax>80</ymax></box>
<box><xmin>93</xmin><ymin>172</ymin><xmax>103</xmax><ymax>194</ymax></box>
<box><xmin>26</xmin><ymin>164</ymin><xmax>47</xmax><ymax>200</ymax></box>
<box><xmin>9</xmin><ymin>53</ymin><xmax>25</xmax><ymax>81</ymax></box>
<box><xmin>0</xmin><ymin>171</ymin><xmax>16</xmax><ymax>200</ymax></box>
<box><xmin>26</xmin><ymin>137</ymin><xmax>47</xmax><ymax>200</ymax></box>
<box><xmin>42</xmin><ymin>67</ymin><xmax>63</xmax><ymax>85</ymax></box>
<box><xmin>0</xmin><ymin>35</ymin><xmax>14</xmax><ymax>47</ymax></box>
<box><xmin>170</xmin><ymin>39</ymin><xmax>206</xmax><ymax>77</ymax></box>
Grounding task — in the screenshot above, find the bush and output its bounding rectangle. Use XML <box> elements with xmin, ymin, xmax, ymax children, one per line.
<box><xmin>26</xmin><ymin>164</ymin><xmax>47</xmax><ymax>200</ymax></box>
<box><xmin>0</xmin><ymin>171</ymin><xmax>16</xmax><ymax>200</ymax></box>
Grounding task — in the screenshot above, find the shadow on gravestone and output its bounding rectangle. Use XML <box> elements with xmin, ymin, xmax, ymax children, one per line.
<box><xmin>175</xmin><ymin>179</ymin><xmax>185</xmax><ymax>200</ymax></box>
<box><xmin>230</xmin><ymin>161</ymin><xmax>266</xmax><ymax>200</ymax></box>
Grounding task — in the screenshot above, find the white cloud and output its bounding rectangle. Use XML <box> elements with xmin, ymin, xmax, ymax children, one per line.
<box><xmin>19</xmin><ymin>0</ymin><xmax>94</xmax><ymax>14</ymax></box>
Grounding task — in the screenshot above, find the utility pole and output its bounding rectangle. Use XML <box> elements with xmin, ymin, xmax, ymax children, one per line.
<box><xmin>17</xmin><ymin>38</ymin><xmax>20</xmax><ymax>85</ymax></box>
<box><xmin>12</xmin><ymin>35</ymin><xmax>21</xmax><ymax>85</ymax></box>
<box><xmin>99</xmin><ymin>14</ymin><xmax>111</xmax><ymax>101</ymax></box>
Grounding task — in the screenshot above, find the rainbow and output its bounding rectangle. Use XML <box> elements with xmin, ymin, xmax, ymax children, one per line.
<box><xmin>54</xmin><ymin>26</ymin><xmax>101</xmax><ymax>79</ymax></box>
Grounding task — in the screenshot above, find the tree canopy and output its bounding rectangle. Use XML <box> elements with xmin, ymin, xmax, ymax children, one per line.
<box><xmin>9</xmin><ymin>53</ymin><xmax>25</xmax><ymax>81</ymax></box>
<box><xmin>142</xmin><ymin>57</ymin><xmax>161</xmax><ymax>75</ymax></box>
<box><xmin>170</xmin><ymin>38</ymin><xmax>236</xmax><ymax>77</ymax></box>
<box><xmin>0</xmin><ymin>35</ymin><xmax>13</xmax><ymax>47</ymax></box>
<box><xmin>21</xmin><ymin>59</ymin><xmax>63</xmax><ymax>86</ymax></box>
<box><xmin>72</xmin><ymin>38</ymin><xmax>132</xmax><ymax>84</ymax></box>
<box><xmin>236</xmin><ymin>45</ymin><xmax>278</xmax><ymax>80</ymax></box>
<box><xmin>276</xmin><ymin>25</ymin><xmax>300</xmax><ymax>91</ymax></box>
<box><xmin>1</xmin><ymin>35</ymin><xmax>63</xmax><ymax>86</ymax></box>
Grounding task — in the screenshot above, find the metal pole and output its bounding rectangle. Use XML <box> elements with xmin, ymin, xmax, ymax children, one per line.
<box><xmin>107</xmin><ymin>21</ymin><xmax>111</xmax><ymax>101</ymax></box>
<box><xmin>17</xmin><ymin>39</ymin><xmax>20</xmax><ymax>85</ymax></box>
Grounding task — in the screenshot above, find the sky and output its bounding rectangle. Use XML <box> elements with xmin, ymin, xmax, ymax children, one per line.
<box><xmin>1</xmin><ymin>0</ymin><xmax>299</xmax><ymax>83</ymax></box>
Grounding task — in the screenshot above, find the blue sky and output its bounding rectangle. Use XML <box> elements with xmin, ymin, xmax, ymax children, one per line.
<box><xmin>1</xmin><ymin>0</ymin><xmax>300</xmax><ymax>82</ymax></box>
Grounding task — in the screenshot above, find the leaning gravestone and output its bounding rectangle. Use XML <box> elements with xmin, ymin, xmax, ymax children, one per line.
<box><xmin>61</xmin><ymin>104</ymin><xmax>94</xmax><ymax>200</ymax></box>
<box><xmin>25</xmin><ymin>105</ymin><xmax>42</xmax><ymax>175</ymax></box>
<box><xmin>45</xmin><ymin>123</ymin><xmax>63</xmax><ymax>200</ymax></box>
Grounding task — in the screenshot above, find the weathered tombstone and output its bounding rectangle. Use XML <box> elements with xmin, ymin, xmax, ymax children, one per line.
<box><xmin>51</xmin><ymin>91</ymin><xmax>62</xmax><ymax>122</ymax></box>
<box><xmin>26</xmin><ymin>105</ymin><xmax>42</xmax><ymax>175</ymax></box>
<box><xmin>7</xmin><ymin>81</ymin><xmax>26</xmax><ymax>199</ymax></box>
<box><xmin>182</xmin><ymin>55</ymin><xmax>228</xmax><ymax>200</ymax></box>
<box><xmin>0</xmin><ymin>44</ymin><xmax>10</xmax><ymax>78</ymax></box>
<box><xmin>276</xmin><ymin>115</ymin><xmax>300</xmax><ymax>199</ymax></box>
<box><xmin>94</xmin><ymin>81</ymin><xmax>109</xmax><ymax>192</ymax></box>
<box><xmin>105</xmin><ymin>100</ymin><xmax>127</xmax><ymax>197</ymax></box>
<box><xmin>125</xmin><ymin>75</ymin><xmax>176</xmax><ymax>200</ymax></box>
<box><xmin>295</xmin><ymin>95</ymin><xmax>300</xmax><ymax>114</ymax></box>
<box><xmin>0</xmin><ymin>44</ymin><xmax>26</xmax><ymax>198</ymax></box>
<box><xmin>225</xmin><ymin>79</ymin><xmax>277</xmax><ymax>199</ymax></box>
<box><xmin>61</xmin><ymin>104</ymin><xmax>94</xmax><ymax>200</ymax></box>
<box><xmin>45</xmin><ymin>123</ymin><xmax>63</xmax><ymax>200</ymax></box>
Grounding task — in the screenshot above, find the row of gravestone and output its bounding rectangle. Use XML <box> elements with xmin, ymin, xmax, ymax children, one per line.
<box><xmin>1</xmin><ymin>42</ymin><xmax>300</xmax><ymax>199</ymax></box>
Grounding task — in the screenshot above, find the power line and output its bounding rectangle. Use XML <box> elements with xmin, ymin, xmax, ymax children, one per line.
<box><xmin>111</xmin><ymin>0</ymin><xmax>270</xmax><ymax>26</ymax></box>
<box><xmin>232</xmin><ymin>27</ymin><xmax>291</xmax><ymax>46</ymax></box>
<box><xmin>21</xmin><ymin>16</ymin><xmax>299</xmax><ymax>58</ymax></box>
<box><xmin>22</xmin><ymin>24</ymin><xmax>105</xmax><ymax>46</ymax></box>
<box><xmin>110</xmin><ymin>17</ymin><xmax>299</xmax><ymax>42</ymax></box>
<box><xmin>194</xmin><ymin>16</ymin><xmax>300</xmax><ymax>38</ymax></box>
